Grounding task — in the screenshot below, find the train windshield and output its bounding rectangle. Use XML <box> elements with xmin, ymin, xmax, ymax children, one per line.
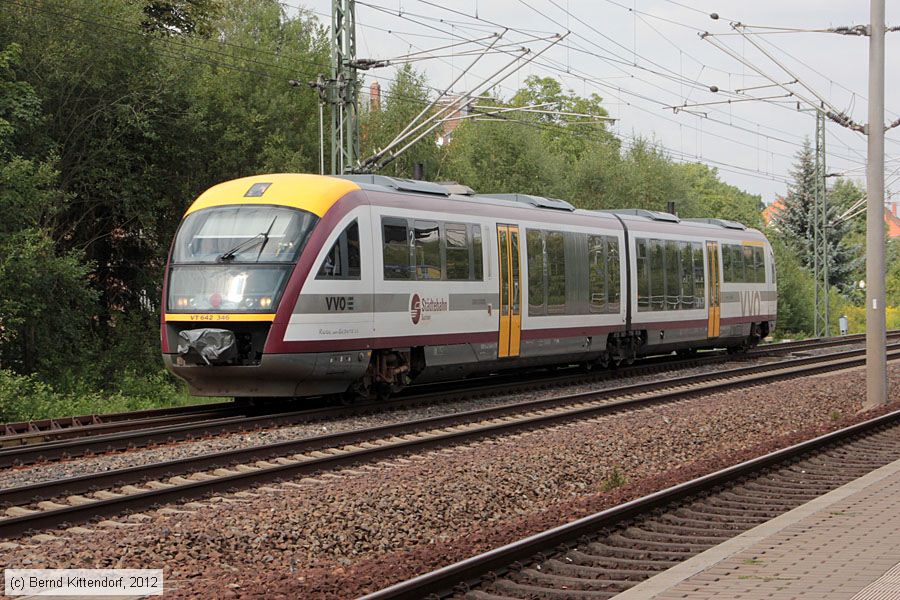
<box><xmin>172</xmin><ymin>205</ymin><xmax>318</xmax><ymax>264</ymax></box>
<box><xmin>167</xmin><ymin>205</ymin><xmax>318</xmax><ymax>313</ymax></box>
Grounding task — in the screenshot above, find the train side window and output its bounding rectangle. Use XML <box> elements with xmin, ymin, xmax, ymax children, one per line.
<box><xmin>636</xmin><ymin>239</ymin><xmax>650</xmax><ymax>312</ymax></box>
<box><xmin>606</xmin><ymin>237</ymin><xmax>620</xmax><ymax>312</ymax></box>
<box><xmin>588</xmin><ymin>235</ymin><xmax>606</xmax><ymax>313</ymax></box>
<box><xmin>665</xmin><ymin>240</ymin><xmax>680</xmax><ymax>310</ymax></box>
<box><xmin>527</xmin><ymin>229</ymin><xmax>546</xmax><ymax>316</ymax></box>
<box><xmin>692</xmin><ymin>242</ymin><xmax>705</xmax><ymax>309</ymax></box>
<box><xmin>722</xmin><ymin>244</ymin><xmax>734</xmax><ymax>282</ymax></box>
<box><xmin>680</xmin><ymin>241</ymin><xmax>694</xmax><ymax>309</ymax></box>
<box><xmin>414</xmin><ymin>220</ymin><xmax>441</xmax><ymax>280</ymax></box>
<box><xmin>382</xmin><ymin>217</ymin><xmax>411</xmax><ymax>280</ymax></box>
<box><xmin>471</xmin><ymin>225</ymin><xmax>484</xmax><ymax>281</ymax></box>
<box><xmin>317</xmin><ymin>219</ymin><xmax>360</xmax><ymax>280</ymax></box>
<box><xmin>546</xmin><ymin>231</ymin><xmax>566</xmax><ymax>314</ymax></box>
<box><xmin>742</xmin><ymin>246</ymin><xmax>755</xmax><ymax>283</ymax></box>
<box><xmin>650</xmin><ymin>239</ymin><xmax>665</xmax><ymax>311</ymax></box>
<box><xmin>445</xmin><ymin>223</ymin><xmax>470</xmax><ymax>280</ymax></box>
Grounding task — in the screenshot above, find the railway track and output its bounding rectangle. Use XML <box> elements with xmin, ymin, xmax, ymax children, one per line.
<box><xmin>1</xmin><ymin>342</ymin><xmax>896</xmax><ymax>539</ymax></box>
<box><xmin>1</xmin><ymin>331</ymin><xmax>891</xmax><ymax>463</ymax></box>
<box><xmin>358</xmin><ymin>402</ymin><xmax>900</xmax><ymax>599</ymax></box>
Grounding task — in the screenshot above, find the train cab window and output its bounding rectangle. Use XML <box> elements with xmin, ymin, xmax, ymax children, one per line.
<box><xmin>546</xmin><ymin>231</ymin><xmax>566</xmax><ymax>314</ymax></box>
<box><xmin>414</xmin><ymin>221</ymin><xmax>441</xmax><ymax>280</ymax></box>
<box><xmin>382</xmin><ymin>218</ymin><xmax>412</xmax><ymax>280</ymax></box>
<box><xmin>636</xmin><ymin>239</ymin><xmax>650</xmax><ymax>312</ymax></box>
<box><xmin>445</xmin><ymin>223</ymin><xmax>470</xmax><ymax>280</ymax></box>
<box><xmin>606</xmin><ymin>237</ymin><xmax>620</xmax><ymax>312</ymax></box>
<box><xmin>753</xmin><ymin>246</ymin><xmax>766</xmax><ymax>283</ymax></box>
<box><xmin>692</xmin><ymin>243</ymin><xmax>705</xmax><ymax>309</ymax></box>
<box><xmin>317</xmin><ymin>220</ymin><xmax>361</xmax><ymax>280</ymax></box>
<box><xmin>588</xmin><ymin>235</ymin><xmax>607</xmax><ymax>313</ymax></box>
<box><xmin>527</xmin><ymin>230</ymin><xmax>545</xmax><ymax>316</ymax></box>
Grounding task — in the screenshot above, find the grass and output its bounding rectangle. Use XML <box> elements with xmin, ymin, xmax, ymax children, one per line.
<box><xmin>601</xmin><ymin>467</ymin><xmax>628</xmax><ymax>491</ymax></box>
<box><xmin>0</xmin><ymin>368</ymin><xmax>221</xmax><ymax>422</ymax></box>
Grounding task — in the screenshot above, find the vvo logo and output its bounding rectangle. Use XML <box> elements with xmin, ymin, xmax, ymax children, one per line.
<box><xmin>325</xmin><ymin>296</ymin><xmax>355</xmax><ymax>311</ymax></box>
<box><xmin>739</xmin><ymin>290</ymin><xmax>762</xmax><ymax>317</ymax></box>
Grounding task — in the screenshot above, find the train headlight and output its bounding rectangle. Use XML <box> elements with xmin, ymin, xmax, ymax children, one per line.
<box><xmin>260</xmin><ymin>297</ymin><xmax>272</xmax><ymax>309</ymax></box>
<box><xmin>175</xmin><ymin>297</ymin><xmax>190</xmax><ymax>308</ymax></box>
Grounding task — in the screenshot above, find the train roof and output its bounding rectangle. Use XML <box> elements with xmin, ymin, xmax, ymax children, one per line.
<box><xmin>185</xmin><ymin>173</ymin><xmax>764</xmax><ymax>240</ymax></box>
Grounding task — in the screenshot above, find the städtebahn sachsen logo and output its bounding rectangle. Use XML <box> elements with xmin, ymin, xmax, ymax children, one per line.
<box><xmin>410</xmin><ymin>294</ymin><xmax>448</xmax><ymax>324</ymax></box>
<box><xmin>410</xmin><ymin>293</ymin><xmax>422</xmax><ymax>324</ymax></box>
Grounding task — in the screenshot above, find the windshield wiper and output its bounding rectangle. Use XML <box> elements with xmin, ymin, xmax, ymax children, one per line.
<box><xmin>216</xmin><ymin>216</ymin><xmax>279</xmax><ymax>262</ymax></box>
<box><xmin>217</xmin><ymin>233</ymin><xmax>267</xmax><ymax>262</ymax></box>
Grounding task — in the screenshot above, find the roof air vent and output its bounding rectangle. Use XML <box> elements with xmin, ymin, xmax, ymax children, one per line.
<box><xmin>476</xmin><ymin>193</ymin><xmax>575</xmax><ymax>211</ymax></box>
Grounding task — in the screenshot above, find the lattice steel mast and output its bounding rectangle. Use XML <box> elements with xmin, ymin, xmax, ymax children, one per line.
<box><xmin>813</xmin><ymin>108</ymin><xmax>829</xmax><ymax>337</ymax></box>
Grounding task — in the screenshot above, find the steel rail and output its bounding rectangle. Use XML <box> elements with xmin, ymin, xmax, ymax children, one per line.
<box><xmin>0</xmin><ymin>345</ymin><xmax>896</xmax><ymax>539</ymax></box>
<box><xmin>359</xmin><ymin>404</ymin><xmax>900</xmax><ymax>600</ymax></box>
<box><xmin>1</xmin><ymin>332</ymin><xmax>889</xmax><ymax>464</ymax></box>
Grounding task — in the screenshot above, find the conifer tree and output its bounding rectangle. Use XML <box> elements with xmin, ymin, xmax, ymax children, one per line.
<box><xmin>774</xmin><ymin>138</ymin><xmax>856</xmax><ymax>293</ymax></box>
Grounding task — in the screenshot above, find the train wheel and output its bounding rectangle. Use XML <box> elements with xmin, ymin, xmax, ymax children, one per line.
<box><xmin>375</xmin><ymin>382</ymin><xmax>393</xmax><ymax>402</ymax></box>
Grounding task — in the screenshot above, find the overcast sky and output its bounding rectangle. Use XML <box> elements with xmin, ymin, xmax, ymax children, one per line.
<box><xmin>297</xmin><ymin>0</ymin><xmax>900</xmax><ymax>203</ymax></box>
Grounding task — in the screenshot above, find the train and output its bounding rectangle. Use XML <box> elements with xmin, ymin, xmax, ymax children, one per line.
<box><xmin>161</xmin><ymin>173</ymin><xmax>777</xmax><ymax>399</ymax></box>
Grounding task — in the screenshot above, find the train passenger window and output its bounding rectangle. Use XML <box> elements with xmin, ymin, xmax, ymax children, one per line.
<box><xmin>317</xmin><ymin>220</ymin><xmax>361</xmax><ymax>280</ymax></box>
<box><xmin>692</xmin><ymin>243</ymin><xmax>705</xmax><ymax>309</ymax></box>
<box><xmin>606</xmin><ymin>237</ymin><xmax>620</xmax><ymax>312</ymax></box>
<box><xmin>742</xmin><ymin>246</ymin><xmax>754</xmax><ymax>283</ymax></box>
<box><xmin>445</xmin><ymin>223</ymin><xmax>470</xmax><ymax>280</ymax></box>
<box><xmin>636</xmin><ymin>239</ymin><xmax>649</xmax><ymax>312</ymax></box>
<box><xmin>472</xmin><ymin>225</ymin><xmax>484</xmax><ymax>281</ymax></box>
<box><xmin>665</xmin><ymin>241</ymin><xmax>680</xmax><ymax>310</ymax></box>
<box><xmin>414</xmin><ymin>221</ymin><xmax>441</xmax><ymax>280</ymax></box>
<box><xmin>722</xmin><ymin>244</ymin><xmax>734</xmax><ymax>282</ymax></box>
<box><xmin>588</xmin><ymin>235</ymin><xmax>606</xmax><ymax>313</ymax></box>
<box><xmin>546</xmin><ymin>231</ymin><xmax>566</xmax><ymax>314</ymax></box>
<box><xmin>527</xmin><ymin>230</ymin><xmax>545</xmax><ymax>316</ymax></box>
<box><xmin>680</xmin><ymin>241</ymin><xmax>694</xmax><ymax>309</ymax></box>
<box><xmin>650</xmin><ymin>240</ymin><xmax>665</xmax><ymax>311</ymax></box>
<box><xmin>382</xmin><ymin>218</ymin><xmax>411</xmax><ymax>280</ymax></box>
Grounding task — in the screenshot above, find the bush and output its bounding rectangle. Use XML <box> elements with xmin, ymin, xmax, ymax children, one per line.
<box><xmin>0</xmin><ymin>368</ymin><xmax>204</xmax><ymax>422</ymax></box>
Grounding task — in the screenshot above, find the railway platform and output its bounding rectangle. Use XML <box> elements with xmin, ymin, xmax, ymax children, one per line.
<box><xmin>614</xmin><ymin>453</ymin><xmax>900</xmax><ymax>600</ymax></box>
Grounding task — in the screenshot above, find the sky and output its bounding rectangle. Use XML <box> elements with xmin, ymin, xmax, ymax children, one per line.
<box><xmin>295</xmin><ymin>0</ymin><xmax>900</xmax><ymax>204</ymax></box>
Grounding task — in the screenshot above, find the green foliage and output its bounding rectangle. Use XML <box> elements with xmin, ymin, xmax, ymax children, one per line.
<box><xmin>768</xmin><ymin>234</ymin><xmax>814</xmax><ymax>336</ymax></box>
<box><xmin>773</xmin><ymin>139</ymin><xmax>857</xmax><ymax>293</ymax></box>
<box><xmin>601</xmin><ymin>467</ymin><xmax>628</xmax><ymax>491</ymax></box>
<box><xmin>360</xmin><ymin>64</ymin><xmax>443</xmax><ymax>178</ymax></box>
<box><xmin>0</xmin><ymin>368</ymin><xmax>202</xmax><ymax>422</ymax></box>
<box><xmin>675</xmin><ymin>163</ymin><xmax>764</xmax><ymax>228</ymax></box>
<box><xmin>0</xmin><ymin>231</ymin><xmax>98</xmax><ymax>375</ymax></box>
<box><xmin>443</xmin><ymin>118</ymin><xmax>565</xmax><ymax>196</ymax></box>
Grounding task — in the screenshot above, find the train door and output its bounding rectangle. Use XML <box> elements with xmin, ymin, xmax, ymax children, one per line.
<box><xmin>706</xmin><ymin>241</ymin><xmax>721</xmax><ymax>337</ymax></box>
<box><xmin>497</xmin><ymin>224</ymin><xmax>522</xmax><ymax>358</ymax></box>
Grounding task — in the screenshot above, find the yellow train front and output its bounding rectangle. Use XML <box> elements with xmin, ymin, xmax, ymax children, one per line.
<box><xmin>162</xmin><ymin>173</ymin><xmax>776</xmax><ymax>400</ymax></box>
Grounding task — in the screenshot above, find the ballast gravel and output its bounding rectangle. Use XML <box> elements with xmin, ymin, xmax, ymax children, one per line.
<box><xmin>0</xmin><ymin>347</ymin><xmax>831</xmax><ymax>490</ymax></box>
<box><xmin>0</xmin><ymin>359</ymin><xmax>894</xmax><ymax>600</ymax></box>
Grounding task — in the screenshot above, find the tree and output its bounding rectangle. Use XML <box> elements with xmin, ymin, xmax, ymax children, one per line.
<box><xmin>442</xmin><ymin>117</ymin><xmax>565</xmax><ymax>196</ymax></box>
<box><xmin>676</xmin><ymin>163</ymin><xmax>764</xmax><ymax>228</ymax></box>
<box><xmin>360</xmin><ymin>64</ymin><xmax>443</xmax><ymax>179</ymax></box>
<box><xmin>773</xmin><ymin>138</ymin><xmax>856</xmax><ymax>293</ymax></box>
<box><xmin>0</xmin><ymin>43</ymin><xmax>97</xmax><ymax>375</ymax></box>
